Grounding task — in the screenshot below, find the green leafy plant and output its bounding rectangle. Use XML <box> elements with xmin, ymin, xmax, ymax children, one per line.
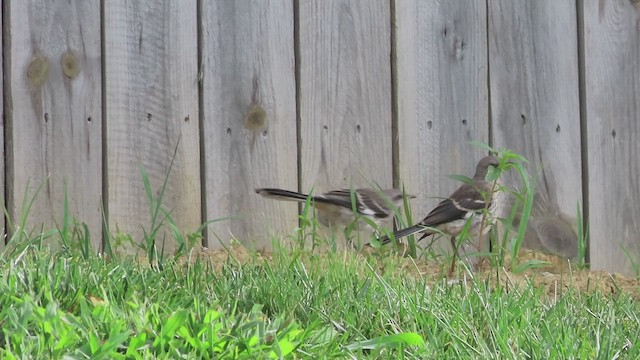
<box><xmin>293</xmin><ymin>188</ymin><xmax>322</xmax><ymax>252</ymax></box>
<box><xmin>455</xmin><ymin>142</ymin><xmax>541</xmax><ymax>274</ymax></box>
<box><xmin>139</xmin><ymin>156</ymin><xmax>175</xmax><ymax>268</ymax></box>
<box><xmin>2</xmin><ymin>180</ymin><xmax>51</xmax><ymax>256</ymax></box>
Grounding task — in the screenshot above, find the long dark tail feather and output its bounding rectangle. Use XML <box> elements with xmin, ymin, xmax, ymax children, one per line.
<box><xmin>255</xmin><ymin>188</ymin><xmax>310</xmax><ymax>202</ymax></box>
<box><xmin>375</xmin><ymin>225</ymin><xmax>432</xmax><ymax>246</ymax></box>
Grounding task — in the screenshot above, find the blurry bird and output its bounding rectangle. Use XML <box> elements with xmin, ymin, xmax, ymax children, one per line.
<box><xmin>255</xmin><ymin>187</ymin><xmax>414</xmax><ymax>232</ymax></box>
<box><xmin>372</xmin><ymin>155</ymin><xmax>502</xmax><ymax>273</ymax></box>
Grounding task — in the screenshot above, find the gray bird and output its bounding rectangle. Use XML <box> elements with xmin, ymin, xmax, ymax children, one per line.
<box><xmin>255</xmin><ymin>187</ymin><xmax>414</xmax><ymax>230</ymax></box>
<box><xmin>374</xmin><ymin>156</ymin><xmax>501</xmax><ymax>270</ymax></box>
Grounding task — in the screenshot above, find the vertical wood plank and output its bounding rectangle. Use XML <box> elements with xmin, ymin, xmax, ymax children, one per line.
<box><xmin>584</xmin><ymin>0</ymin><xmax>640</xmax><ymax>274</ymax></box>
<box><xmin>0</xmin><ymin>2</ymin><xmax>4</xmax><ymax>249</ymax></box>
<box><xmin>488</xmin><ymin>0</ymin><xmax>582</xmax><ymax>258</ymax></box>
<box><xmin>201</xmin><ymin>1</ymin><xmax>297</xmax><ymax>247</ymax></box>
<box><xmin>395</xmin><ymin>1</ymin><xmax>488</xmax><ymax>253</ymax></box>
<box><xmin>5</xmin><ymin>0</ymin><xmax>102</xmax><ymax>248</ymax></box>
<box><xmin>104</xmin><ymin>1</ymin><xmax>200</xmax><ymax>254</ymax></box>
<box><xmin>298</xmin><ymin>0</ymin><xmax>393</xmax><ymax>196</ymax></box>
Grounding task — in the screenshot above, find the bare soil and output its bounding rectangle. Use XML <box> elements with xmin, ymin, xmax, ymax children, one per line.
<box><xmin>180</xmin><ymin>244</ymin><xmax>640</xmax><ymax>299</ymax></box>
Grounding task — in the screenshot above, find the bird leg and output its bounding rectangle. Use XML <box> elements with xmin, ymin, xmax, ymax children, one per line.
<box><xmin>344</xmin><ymin>221</ymin><xmax>362</xmax><ymax>250</ymax></box>
<box><xmin>448</xmin><ymin>236</ymin><xmax>459</xmax><ymax>276</ymax></box>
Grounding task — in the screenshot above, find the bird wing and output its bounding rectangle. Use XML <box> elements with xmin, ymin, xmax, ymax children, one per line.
<box><xmin>375</xmin><ymin>184</ymin><xmax>492</xmax><ymax>246</ymax></box>
<box><xmin>419</xmin><ymin>198</ymin><xmax>469</xmax><ymax>227</ymax></box>
<box><xmin>420</xmin><ymin>183</ymin><xmax>491</xmax><ymax>227</ymax></box>
<box><xmin>317</xmin><ymin>189</ymin><xmax>396</xmax><ymax>219</ymax></box>
<box><xmin>258</xmin><ymin>188</ymin><xmax>412</xmax><ymax>220</ymax></box>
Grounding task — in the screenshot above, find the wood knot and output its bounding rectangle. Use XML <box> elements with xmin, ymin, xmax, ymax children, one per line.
<box><xmin>61</xmin><ymin>51</ymin><xmax>80</xmax><ymax>79</ymax></box>
<box><xmin>451</xmin><ymin>37</ymin><xmax>465</xmax><ymax>60</ymax></box>
<box><xmin>245</xmin><ymin>104</ymin><xmax>266</xmax><ymax>130</ymax></box>
<box><xmin>26</xmin><ymin>54</ymin><xmax>50</xmax><ymax>87</ymax></box>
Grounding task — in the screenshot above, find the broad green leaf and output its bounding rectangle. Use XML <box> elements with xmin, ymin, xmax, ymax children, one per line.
<box><xmin>468</xmin><ymin>140</ymin><xmax>496</xmax><ymax>153</ymax></box>
<box><xmin>202</xmin><ymin>310</ymin><xmax>221</xmax><ymax>324</ymax></box>
<box><xmin>512</xmin><ymin>260</ymin><xmax>551</xmax><ymax>274</ymax></box>
<box><xmin>486</xmin><ymin>165</ymin><xmax>502</xmax><ymax>182</ymax></box>
<box><xmin>345</xmin><ymin>332</ymin><xmax>425</xmax><ymax>351</ymax></box>
<box><xmin>89</xmin><ymin>332</ymin><xmax>100</xmax><ymax>354</ymax></box>
<box><xmin>447</xmin><ymin>174</ymin><xmax>473</xmax><ymax>184</ymax></box>
<box><xmin>162</xmin><ymin>310</ymin><xmax>189</xmax><ymax>339</ymax></box>
<box><xmin>92</xmin><ymin>329</ymin><xmax>130</xmax><ymax>360</ymax></box>
<box><xmin>271</xmin><ymin>339</ymin><xmax>295</xmax><ymax>359</ymax></box>
<box><xmin>3</xmin><ymin>352</ymin><xmax>17</xmax><ymax>360</ymax></box>
<box><xmin>127</xmin><ymin>332</ymin><xmax>147</xmax><ymax>357</ymax></box>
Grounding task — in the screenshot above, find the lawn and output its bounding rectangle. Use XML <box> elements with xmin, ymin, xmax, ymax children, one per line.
<box><xmin>2</xmin><ymin>148</ymin><xmax>638</xmax><ymax>358</ymax></box>
<box><xmin>1</xmin><ymin>236</ymin><xmax>639</xmax><ymax>359</ymax></box>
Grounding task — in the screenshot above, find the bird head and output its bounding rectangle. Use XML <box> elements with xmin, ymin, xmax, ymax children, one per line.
<box><xmin>473</xmin><ymin>155</ymin><xmax>500</xmax><ymax>180</ymax></box>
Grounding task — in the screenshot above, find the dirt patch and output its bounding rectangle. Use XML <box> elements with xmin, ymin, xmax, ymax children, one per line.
<box><xmin>174</xmin><ymin>245</ymin><xmax>640</xmax><ymax>298</ymax></box>
<box><xmin>482</xmin><ymin>251</ymin><xmax>640</xmax><ymax>300</ymax></box>
<box><xmin>377</xmin><ymin>249</ymin><xmax>640</xmax><ymax>299</ymax></box>
<box><xmin>174</xmin><ymin>243</ymin><xmax>268</xmax><ymax>272</ymax></box>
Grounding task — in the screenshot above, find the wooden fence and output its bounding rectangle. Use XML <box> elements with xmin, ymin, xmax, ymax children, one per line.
<box><xmin>1</xmin><ymin>0</ymin><xmax>638</xmax><ymax>275</ymax></box>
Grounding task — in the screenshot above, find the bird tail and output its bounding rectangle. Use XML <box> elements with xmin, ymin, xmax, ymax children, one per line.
<box><xmin>375</xmin><ymin>224</ymin><xmax>432</xmax><ymax>246</ymax></box>
<box><xmin>255</xmin><ymin>188</ymin><xmax>311</xmax><ymax>202</ymax></box>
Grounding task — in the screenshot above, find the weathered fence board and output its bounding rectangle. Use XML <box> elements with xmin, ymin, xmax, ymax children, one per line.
<box><xmin>488</xmin><ymin>0</ymin><xmax>582</xmax><ymax>258</ymax></box>
<box><xmin>0</xmin><ymin>3</ymin><xmax>4</xmax><ymax>249</ymax></box>
<box><xmin>298</xmin><ymin>0</ymin><xmax>394</xmax><ymax>243</ymax></box>
<box><xmin>0</xmin><ymin>0</ymin><xmax>638</xmax><ymax>274</ymax></box>
<box><xmin>395</xmin><ymin>0</ymin><xmax>489</xmax><ymax>253</ymax></box>
<box><xmin>5</xmin><ymin>0</ymin><xmax>102</xmax><ymax>248</ymax></box>
<box><xmin>201</xmin><ymin>0</ymin><xmax>297</xmax><ymax>248</ymax></box>
<box><xmin>104</xmin><ymin>1</ymin><xmax>200</xmax><ymax>253</ymax></box>
<box><xmin>298</xmin><ymin>0</ymin><xmax>393</xmax><ymax>209</ymax></box>
<box><xmin>584</xmin><ymin>0</ymin><xmax>640</xmax><ymax>274</ymax></box>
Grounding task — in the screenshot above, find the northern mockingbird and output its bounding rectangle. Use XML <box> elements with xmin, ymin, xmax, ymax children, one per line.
<box><xmin>255</xmin><ymin>187</ymin><xmax>414</xmax><ymax>231</ymax></box>
<box><xmin>372</xmin><ymin>156</ymin><xmax>501</xmax><ymax>271</ymax></box>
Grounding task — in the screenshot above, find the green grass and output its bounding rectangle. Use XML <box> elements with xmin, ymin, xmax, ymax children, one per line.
<box><xmin>1</xmin><ymin>239</ymin><xmax>639</xmax><ymax>359</ymax></box>
<box><xmin>2</xmin><ymin>145</ymin><xmax>638</xmax><ymax>358</ymax></box>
